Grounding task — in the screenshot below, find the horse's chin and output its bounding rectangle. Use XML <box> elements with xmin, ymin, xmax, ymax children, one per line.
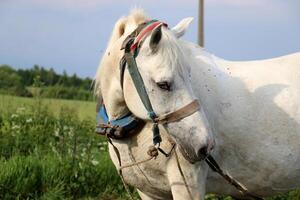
<box><xmin>177</xmin><ymin>144</ymin><xmax>205</xmax><ymax>164</ymax></box>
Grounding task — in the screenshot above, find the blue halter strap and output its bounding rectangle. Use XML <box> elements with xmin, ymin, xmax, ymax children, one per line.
<box><xmin>96</xmin><ymin>105</ymin><xmax>142</xmax><ymax>138</ymax></box>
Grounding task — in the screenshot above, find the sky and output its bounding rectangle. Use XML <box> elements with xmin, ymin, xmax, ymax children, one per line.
<box><xmin>0</xmin><ymin>0</ymin><xmax>299</xmax><ymax>78</ymax></box>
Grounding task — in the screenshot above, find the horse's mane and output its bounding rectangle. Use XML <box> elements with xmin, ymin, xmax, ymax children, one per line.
<box><xmin>94</xmin><ymin>9</ymin><xmax>149</xmax><ymax>95</ymax></box>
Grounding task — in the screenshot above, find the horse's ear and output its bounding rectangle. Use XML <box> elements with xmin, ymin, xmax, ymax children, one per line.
<box><xmin>116</xmin><ymin>18</ymin><xmax>127</xmax><ymax>37</ymax></box>
<box><xmin>109</xmin><ymin>17</ymin><xmax>128</xmax><ymax>44</ymax></box>
<box><xmin>171</xmin><ymin>17</ymin><xmax>193</xmax><ymax>38</ymax></box>
<box><xmin>150</xmin><ymin>24</ymin><xmax>162</xmax><ymax>51</ymax></box>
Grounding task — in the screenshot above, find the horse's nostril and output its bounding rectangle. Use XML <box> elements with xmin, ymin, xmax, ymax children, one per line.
<box><xmin>198</xmin><ymin>146</ymin><xmax>208</xmax><ymax>158</ymax></box>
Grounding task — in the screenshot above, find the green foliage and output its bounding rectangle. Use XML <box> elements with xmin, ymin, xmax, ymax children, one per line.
<box><xmin>39</xmin><ymin>85</ymin><xmax>93</xmax><ymax>101</ymax></box>
<box><xmin>0</xmin><ymin>96</ymin><xmax>298</xmax><ymax>199</ymax></box>
<box><xmin>266</xmin><ymin>190</ymin><xmax>300</xmax><ymax>200</ymax></box>
<box><xmin>0</xmin><ymin>155</ymin><xmax>42</xmax><ymax>199</ymax></box>
<box><xmin>0</xmin><ymin>100</ymin><xmax>129</xmax><ymax>200</ymax></box>
<box><xmin>0</xmin><ymin>64</ymin><xmax>93</xmax><ymax>101</ymax></box>
<box><xmin>0</xmin><ymin>65</ymin><xmax>31</xmax><ymax>97</ymax></box>
<box><xmin>16</xmin><ymin>65</ymin><xmax>92</xmax><ymax>90</ymax></box>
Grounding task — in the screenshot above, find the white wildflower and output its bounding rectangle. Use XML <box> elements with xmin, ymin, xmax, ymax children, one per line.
<box><xmin>11</xmin><ymin>114</ymin><xmax>18</xmax><ymax>118</ymax></box>
<box><xmin>54</xmin><ymin>129</ymin><xmax>59</xmax><ymax>137</ymax></box>
<box><xmin>68</xmin><ymin>127</ymin><xmax>74</xmax><ymax>137</ymax></box>
<box><xmin>68</xmin><ymin>148</ymin><xmax>72</xmax><ymax>155</ymax></box>
<box><xmin>17</xmin><ymin>107</ymin><xmax>25</xmax><ymax>113</ymax></box>
<box><xmin>98</xmin><ymin>141</ymin><xmax>107</xmax><ymax>147</ymax></box>
<box><xmin>100</xmin><ymin>147</ymin><xmax>105</xmax><ymax>151</ymax></box>
<box><xmin>52</xmin><ymin>146</ymin><xmax>58</xmax><ymax>154</ymax></box>
<box><xmin>91</xmin><ymin>160</ymin><xmax>99</xmax><ymax>166</ymax></box>
<box><xmin>12</xmin><ymin>125</ymin><xmax>20</xmax><ymax>130</ymax></box>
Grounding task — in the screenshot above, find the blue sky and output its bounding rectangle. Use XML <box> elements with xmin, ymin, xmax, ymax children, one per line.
<box><xmin>0</xmin><ymin>0</ymin><xmax>299</xmax><ymax>78</ymax></box>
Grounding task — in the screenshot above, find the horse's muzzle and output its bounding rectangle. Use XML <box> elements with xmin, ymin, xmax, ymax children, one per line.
<box><xmin>197</xmin><ymin>139</ymin><xmax>214</xmax><ymax>160</ymax></box>
<box><xmin>177</xmin><ymin>145</ymin><xmax>204</xmax><ymax>164</ymax></box>
<box><xmin>178</xmin><ymin>139</ymin><xmax>214</xmax><ymax>164</ymax></box>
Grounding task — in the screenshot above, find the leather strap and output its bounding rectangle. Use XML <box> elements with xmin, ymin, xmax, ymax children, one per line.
<box><xmin>155</xmin><ymin>100</ymin><xmax>200</xmax><ymax>124</ymax></box>
<box><xmin>119</xmin><ymin>55</ymin><xmax>127</xmax><ymax>89</ymax></box>
<box><xmin>130</xmin><ymin>21</ymin><xmax>167</xmax><ymax>53</ymax></box>
<box><xmin>124</xmin><ymin>47</ymin><xmax>157</xmax><ymax>119</ymax></box>
<box><xmin>205</xmin><ymin>155</ymin><xmax>263</xmax><ymax>200</ymax></box>
<box><xmin>123</xmin><ymin>44</ymin><xmax>162</xmax><ymax>145</ymax></box>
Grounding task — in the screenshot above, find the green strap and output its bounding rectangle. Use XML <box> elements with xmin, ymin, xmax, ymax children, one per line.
<box><xmin>124</xmin><ymin>52</ymin><xmax>155</xmax><ymax>117</ymax></box>
<box><xmin>124</xmin><ymin>40</ymin><xmax>162</xmax><ymax>145</ymax></box>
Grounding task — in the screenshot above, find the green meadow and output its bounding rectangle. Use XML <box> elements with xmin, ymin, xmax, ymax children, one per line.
<box><xmin>0</xmin><ymin>95</ymin><xmax>138</xmax><ymax>200</ymax></box>
<box><xmin>0</xmin><ymin>95</ymin><xmax>96</xmax><ymax>120</ymax></box>
<box><xmin>0</xmin><ymin>94</ymin><xmax>298</xmax><ymax>200</ymax></box>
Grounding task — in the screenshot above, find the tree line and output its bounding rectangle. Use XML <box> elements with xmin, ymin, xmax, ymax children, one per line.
<box><xmin>0</xmin><ymin>64</ymin><xmax>94</xmax><ymax>101</ymax></box>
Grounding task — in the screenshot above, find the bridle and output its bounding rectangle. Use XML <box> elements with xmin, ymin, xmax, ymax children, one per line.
<box><xmin>119</xmin><ymin>20</ymin><xmax>200</xmax><ymax>147</ymax></box>
<box><xmin>96</xmin><ymin>20</ymin><xmax>200</xmax><ymax>147</ymax></box>
<box><xmin>95</xmin><ymin>20</ymin><xmax>201</xmax><ymax>200</ymax></box>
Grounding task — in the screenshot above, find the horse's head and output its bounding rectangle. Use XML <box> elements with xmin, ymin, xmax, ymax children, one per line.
<box><xmin>95</xmin><ymin>10</ymin><xmax>214</xmax><ymax>163</ymax></box>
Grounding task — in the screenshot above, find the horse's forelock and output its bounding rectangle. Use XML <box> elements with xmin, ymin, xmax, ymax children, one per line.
<box><xmin>128</xmin><ymin>8</ymin><xmax>149</xmax><ymax>25</ymax></box>
<box><xmin>109</xmin><ymin>9</ymin><xmax>149</xmax><ymax>44</ymax></box>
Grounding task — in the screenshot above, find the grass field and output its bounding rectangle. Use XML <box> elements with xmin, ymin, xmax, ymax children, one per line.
<box><xmin>0</xmin><ymin>94</ymin><xmax>299</xmax><ymax>200</ymax></box>
<box><xmin>0</xmin><ymin>94</ymin><xmax>96</xmax><ymax>120</ymax></box>
<box><xmin>0</xmin><ymin>94</ymin><xmax>134</xmax><ymax>200</ymax></box>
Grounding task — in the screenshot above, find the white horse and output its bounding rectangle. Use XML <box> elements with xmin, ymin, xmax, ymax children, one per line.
<box><xmin>95</xmin><ymin>10</ymin><xmax>214</xmax><ymax>200</ymax></box>
<box><xmin>95</xmin><ymin>10</ymin><xmax>300</xmax><ymax>200</ymax></box>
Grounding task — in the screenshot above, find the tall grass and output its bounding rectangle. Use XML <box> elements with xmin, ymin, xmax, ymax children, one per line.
<box><xmin>0</xmin><ymin>96</ymin><xmax>134</xmax><ymax>200</ymax></box>
<box><xmin>0</xmin><ymin>95</ymin><xmax>298</xmax><ymax>199</ymax></box>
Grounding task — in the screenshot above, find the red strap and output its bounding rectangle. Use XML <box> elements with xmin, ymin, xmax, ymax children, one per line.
<box><xmin>130</xmin><ymin>21</ymin><xmax>167</xmax><ymax>53</ymax></box>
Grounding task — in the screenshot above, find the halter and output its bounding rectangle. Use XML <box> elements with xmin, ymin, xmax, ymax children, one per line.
<box><xmin>120</xmin><ymin>20</ymin><xmax>200</xmax><ymax>146</ymax></box>
<box><xmin>97</xmin><ymin>20</ymin><xmax>200</xmax><ymax>147</ymax></box>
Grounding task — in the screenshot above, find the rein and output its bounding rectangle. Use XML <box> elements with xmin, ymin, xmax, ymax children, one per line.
<box><xmin>205</xmin><ymin>156</ymin><xmax>263</xmax><ymax>200</ymax></box>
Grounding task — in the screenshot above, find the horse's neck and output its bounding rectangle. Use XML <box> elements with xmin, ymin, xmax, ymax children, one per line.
<box><xmin>101</xmin><ymin>69</ymin><xmax>130</xmax><ymax>120</ymax></box>
<box><xmin>185</xmin><ymin>42</ymin><xmax>300</xmax><ymax>157</ymax></box>
<box><xmin>182</xmin><ymin>42</ymin><xmax>230</xmax><ymax>114</ymax></box>
<box><xmin>182</xmin><ymin>42</ymin><xmax>247</xmax><ymax>148</ymax></box>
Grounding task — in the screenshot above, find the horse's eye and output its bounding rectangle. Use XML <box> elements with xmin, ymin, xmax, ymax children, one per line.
<box><xmin>156</xmin><ymin>81</ymin><xmax>172</xmax><ymax>91</ymax></box>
